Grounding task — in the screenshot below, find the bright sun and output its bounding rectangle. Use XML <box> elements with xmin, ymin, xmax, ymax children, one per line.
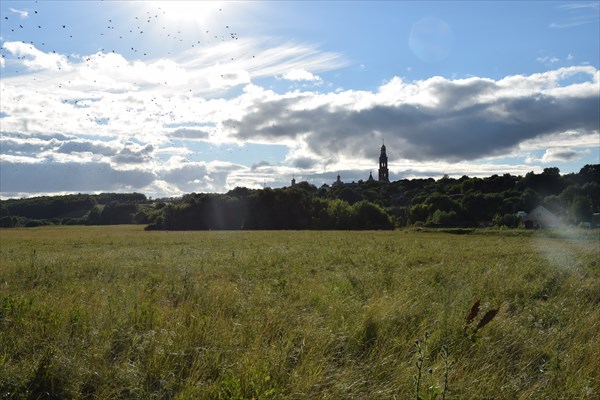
<box><xmin>151</xmin><ymin>1</ymin><xmax>226</xmax><ymax>26</ymax></box>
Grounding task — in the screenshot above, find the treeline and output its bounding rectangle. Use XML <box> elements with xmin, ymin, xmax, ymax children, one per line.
<box><xmin>146</xmin><ymin>189</ymin><xmax>393</xmax><ymax>230</ymax></box>
<box><xmin>145</xmin><ymin>165</ymin><xmax>598</xmax><ymax>230</ymax></box>
<box><xmin>1</xmin><ymin>164</ymin><xmax>598</xmax><ymax>229</ymax></box>
<box><xmin>320</xmin><ymin>165</ymin><xmax>598</xmax><ymax>228</ymax></box>
<box><xmin>0</xmin><ymin>193</ymin><xmax>148</xmax><ymax>228</ymax></box>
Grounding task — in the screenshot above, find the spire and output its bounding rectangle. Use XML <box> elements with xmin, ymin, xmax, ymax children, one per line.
<box><xmin>334</xmin><ymin>173</ymin><xmax>342</xmax><ymax>186</ymax></box>
<box><xmin>378</xmin><ymin>142</ymin><xmax>389</xmax><ymax>182</ymax></box>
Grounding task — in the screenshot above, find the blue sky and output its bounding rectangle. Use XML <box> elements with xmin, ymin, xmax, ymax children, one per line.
<box><xmin>1</xmin><ymin>1</ymin><xmax>598</xmax><ymax>198</ymax></box>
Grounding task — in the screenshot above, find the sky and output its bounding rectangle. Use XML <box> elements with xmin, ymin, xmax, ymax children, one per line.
<box><xmin>0</xmin><ymin>1</ymin><xmax>599</xmax><ymax>198</ymax></box>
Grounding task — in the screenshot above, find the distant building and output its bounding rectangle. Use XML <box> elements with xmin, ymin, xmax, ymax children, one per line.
<box><xmin>333</xmin><ymin>173</ymin><xmax>343</xmax><ymax>187</ymax></box>
<box><xmin>305</xmin><ymin>144</ymin><xmax>392</xmax><ymax>188</ymax></box>
<box><xmin>378</xmin><ymin>144</ymin><xmax>389</xmax><ymax>182</ymax></box>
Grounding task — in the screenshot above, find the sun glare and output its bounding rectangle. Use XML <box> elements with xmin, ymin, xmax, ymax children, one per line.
<box><xmin>151</xmin><ymin>1</ymin><xmax>226</xmax><ymax>26</ymax></box>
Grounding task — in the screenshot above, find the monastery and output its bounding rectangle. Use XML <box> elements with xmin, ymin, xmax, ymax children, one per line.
<box><xmin>332</xmin><ymin>143</ymin><xmax>390</xmax><ymax>186</ymax></box>
<box><xmin>291</xmin><ymin>144</ymin><xmax>390</xmax><ymax>188</ymax></box>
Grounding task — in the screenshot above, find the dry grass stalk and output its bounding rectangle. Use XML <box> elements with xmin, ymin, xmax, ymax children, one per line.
<box><xmin>464</xmin><ymin>300</ymin><xmax>480</xmax><ymax>330</ymax></box>
<box><xmin>475</xmin><ymin>309</ymin><xmax>499</xmax><ymax>332</ymax></box>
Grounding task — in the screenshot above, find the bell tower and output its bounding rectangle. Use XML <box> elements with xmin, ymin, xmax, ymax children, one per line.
<box><xmin>378</xmin><ymin>143</ymin><xmax>389</xmax><ymax>182</ymax></box>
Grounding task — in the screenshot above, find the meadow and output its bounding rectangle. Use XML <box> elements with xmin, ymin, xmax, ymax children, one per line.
<box><xmin>0</xmin><ymin>226</ymin><xmax>598</xmax><ymax>399</ymax></box>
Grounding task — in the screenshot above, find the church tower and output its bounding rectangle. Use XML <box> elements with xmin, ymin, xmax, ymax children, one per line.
<box><xmin>378</xmin><ymin>143</ymin><xmax>389</xmax><ymax>182</ymax></box>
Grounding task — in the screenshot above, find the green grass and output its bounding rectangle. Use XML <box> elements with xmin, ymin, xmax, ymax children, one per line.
<box><xmin>1</xmin><ymin>226</ymin><xmax>598</xmax><ymax>399</ymax></box>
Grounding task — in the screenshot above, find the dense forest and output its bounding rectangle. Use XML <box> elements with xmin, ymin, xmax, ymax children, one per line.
<box><xmin>1</xmin><ymin>164</ymin><xmax>598</xmax><ymax>230</ymax></box>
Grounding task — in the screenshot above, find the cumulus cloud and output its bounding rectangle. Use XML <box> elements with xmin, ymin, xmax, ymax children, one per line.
<box><xmin>169</xmin><ymin>128</ymin><xmax>211</xmax><ymax>140</ymax></box>
<box><xmin>111</xmin><ymin>143</ymin><xmax>154</xmax><ymax>165</ymax></box>
<box><xmin>251</xmin><ymin>161</ymin><xmax>272</xmax><ymax>170</ymax></box>
<box><xmin>541</xmin><ymin>148</ymin><xmax>590</xmax><ymax>162</ymax></box>
<box><xmin>1</xmin><ymin>133</ymin><xmax>158</xmax><ymax>168</ymax></box>
<box><xmin>291</xmin><ymin>156</ymin><xmax>319</xmax><ymax>169</ymax></box>
<box><xmin>56</xmin><ymin>139</ymin><xmax>117</xmax><ymax>157</ymax></box>
<box><xmin>224</xmin><ymin>66</ymin><xmax>599</xmax><ymax>163</ymax></box>
<box><xmin>0</xmin><ymin>136</ymin><xmax>61</xmax><ymax>154</ymax></box>
<box><xmin>157</xmin><ymin>157</ymin><xmax>247</xmax><ymax>193</ymax></box>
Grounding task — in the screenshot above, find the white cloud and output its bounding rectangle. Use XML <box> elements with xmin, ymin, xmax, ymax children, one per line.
<box><xmin>3</xmin><ymin>41</ymin><xmax>71</xmax><ymax>72</ymax></box>
<box><xmin>519</xmin><ymin>130</ymin><xmax>600</xmax><ymax>151</ymax></box>
<box><xmin>541</xmin><ymin>148</ymin><xmax>591</xmax><ymax>162</ymax></box>
<box><xmin>281</xmin><ymin>68</ymin><xmax>321</xmax><ymax>81</ymax></box>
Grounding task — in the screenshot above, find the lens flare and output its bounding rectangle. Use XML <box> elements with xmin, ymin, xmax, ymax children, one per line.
<box><xmin>409</xmin><ymin>17</ymin><xmax>454</xmax><ymax>63</ymax></box>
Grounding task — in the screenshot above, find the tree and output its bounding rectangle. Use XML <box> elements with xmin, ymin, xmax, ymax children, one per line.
<box><xmin>543</xmin><ymin>195</ymin><xmax>563</xmax><ymax>215</ymax></box>
<box><xmin>581</xmin><ymin>182</ymin><xmax>600</xmax><ymax>211</ymax></box>
<box><xmin>522</xmin><ymin>168</ymin><xmax>565</xmax><ymax>196</ymax></box>
<box><xmin>578</xmin><ymin>164</ymin><xmax>600</xmax><ymax>184</ymax></box>
<box><xmin>409</xmin><ymin>204</ymin><xmax>431</xmax><ymax>224</ymax></box>
<box><xmin>324</xmin><ymin>199</ymin><xmax>355</xmax><ymax>229</ymax></box>
<box><xmin>462</xmin><ymin>193</ymin><xmax>491</xmax><ymax>222</ymax></box>
<box><xmin>428</xmin><ymin>209</ymin><xmax>459</xmax><ymax>226</ymax></box>
<box><xmin>86</xmin><ymin>205</ymin><xmax>102</xmax><ymax>225</ymax></box>
<box><xmin>572</xmin><ymin>196</ymin><xmax>593</xmax><ymax>223</ymax></box>
<box><xmin>520</xmin><ymin>188</ymin><xmax>542</xmax><ymax>211</ymax></box>
<box><xmin>352</xmin><ymin>201</ymin><xmax>393</xmax><ymax>230</ymax></box>
<box><xmin>337</xmin><ymin>186</ymin><xmax>362</xmax><ymax>204</ymax></box>
<box><xmin>424</xmin><ymin>192</ymin><xmax>460</xmax><ymax>213</ymax></box>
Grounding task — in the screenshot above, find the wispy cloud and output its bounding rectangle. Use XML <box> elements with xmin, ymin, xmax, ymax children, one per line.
<box><xmin>550</xmin><ymin>2</ymin><xmax>599</xmax><ymax>28</ymax></box>
<box><xmin>557</xmin><ymin>2</ymin><xmax>600</xmax><ymax>11</ymax></box>
<box><xmin>536</xmin><ymin>56</ymin><xmax>560</xmax><ymax>66</ymax></box>
<box><xmin>9</xmin><ymin>8</ymin><xmax>29</xmax><ymax>19</ymax></box>
<box><xmin>549</xmin><ymin>18</ymin><xmax>598</xmax><ymax>29</ymax></box>
<box><xmin>535</xmin><ymin>52</ymin><xmax>579</xmax><ymax>67</ymax></box>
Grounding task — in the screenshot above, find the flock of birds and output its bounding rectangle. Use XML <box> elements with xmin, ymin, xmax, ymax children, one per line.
<box><xmin>1</xmin><ymin>4</ymin><xmax>241</xmax><ymax>66</ymax></box>
<box><xmin>1</xmin><ymin>2</ymin><xmax>251</xmax><ymax>163</ymax></box>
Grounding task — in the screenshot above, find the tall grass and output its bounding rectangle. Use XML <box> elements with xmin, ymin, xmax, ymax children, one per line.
<box><xmin>0</xmin><ymin>226</ymin><xmax>598</xmax><ymax>398</ymax></box>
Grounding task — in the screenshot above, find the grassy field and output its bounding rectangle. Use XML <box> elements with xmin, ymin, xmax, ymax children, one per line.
<box><xmin>0</xmin><ymin>226</ymin><xmax>598</xmax><ymax>399</ymax></box>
